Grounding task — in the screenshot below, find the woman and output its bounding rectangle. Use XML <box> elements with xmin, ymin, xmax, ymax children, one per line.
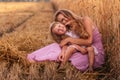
<box><xmin>54</xmin><ymin>9</ymin><xmax>105</xmax><ymax>71</ymax></box>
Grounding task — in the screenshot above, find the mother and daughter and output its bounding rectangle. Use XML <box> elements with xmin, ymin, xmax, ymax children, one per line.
<box><xmin>27</xmin><ymin>9</ymin><xmax>104</xmax><ymax>72</ymax></box>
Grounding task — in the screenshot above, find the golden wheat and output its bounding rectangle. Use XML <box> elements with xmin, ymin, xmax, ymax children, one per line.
<box><xmin>51</xmin><ymin>0</ymin><xmax>120</xmax><ymax>79</ymax></box>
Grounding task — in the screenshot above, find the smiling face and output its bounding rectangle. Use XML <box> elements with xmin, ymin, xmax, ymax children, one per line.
<box><xmin>52</xmin><ymin>23</ymin><xmax>67</xmax><ymax>35</ymax></box>
<box><xmin>57</xmin><ymin>13</ymin><xmax>71</xmax><ymax>26</ymax></box>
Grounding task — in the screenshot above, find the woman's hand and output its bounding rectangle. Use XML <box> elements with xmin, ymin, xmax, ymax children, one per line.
<box><xmin>60</xmin><ymin>37</ymin><xmax>73</xmax><ymax>47</ymax></box>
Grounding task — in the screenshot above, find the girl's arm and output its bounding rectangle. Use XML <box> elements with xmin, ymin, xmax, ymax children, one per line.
<box><xmin>60</xmin><ymin>17</ymin><xmax>93</xmax><ymax>46</ymax></box>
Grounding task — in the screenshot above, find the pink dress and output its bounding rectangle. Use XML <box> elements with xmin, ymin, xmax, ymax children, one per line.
<box><xmin>27</xmin><ymin>27</ymin><xmax>104</xmax><ymax>71</ymax></box>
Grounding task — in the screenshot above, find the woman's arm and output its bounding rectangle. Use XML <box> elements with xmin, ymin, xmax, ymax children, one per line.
<box><xmin>60</xmin><ymin>17</ymin><xmax>93</xmax><ymax>46</ymax></box>
<box><xmin>73</xmin><ymin>17</ymin><xmax>93</xmax><ymax>45</ymax></box>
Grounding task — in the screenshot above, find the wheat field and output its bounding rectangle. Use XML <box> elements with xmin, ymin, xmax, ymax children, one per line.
<box><xmin>0</xmin><ymin>0</ymin><xmax>119</xmax><ymax>80</ymax></box>
<box><xmin>51</xmin><ymin>0</ymin><xmax>120</xmax><ymax>79</ymax></box>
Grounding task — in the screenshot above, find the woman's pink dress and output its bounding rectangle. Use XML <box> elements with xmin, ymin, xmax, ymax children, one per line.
<box><xmin>27</xmin><ymin>27</ymin><xmax>104</xmax><ymax>71</ymax></box>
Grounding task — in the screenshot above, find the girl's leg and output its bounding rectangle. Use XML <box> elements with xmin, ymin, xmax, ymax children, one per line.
<box><xmin>73</xmin><ymin>44</ymin><xmax>87</xmax><ymax>54</ymax></box>
<box><xmin>62</xmin><ymin>44</ymin><xmax>87</xmax><ymax>64</ymax></box>
<box><xmin>62</xmin><ymin>45</ymin><xmax>76</xmax><ymax>64</ymax></box>
<box><xmin>86</xmin><ymin>46</ymin><xmax>95</xmax><ymax>72</ymax></box>
<box><xmin>58</xmin><ymin>45</ymin><xmax>76</xmax><ymax>70</ymax></box>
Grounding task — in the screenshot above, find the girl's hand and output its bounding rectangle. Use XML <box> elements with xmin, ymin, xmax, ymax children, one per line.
<box><xmin>60</xmin><ymin>37</ymin><xmax>73</xmax><ymax>47</ymax></box>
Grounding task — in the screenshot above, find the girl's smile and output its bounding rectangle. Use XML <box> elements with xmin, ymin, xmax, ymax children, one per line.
<box><xmin>52</xmin><ymin>23</ymin><xmax>67</xmax><ymax>35</ymax></box>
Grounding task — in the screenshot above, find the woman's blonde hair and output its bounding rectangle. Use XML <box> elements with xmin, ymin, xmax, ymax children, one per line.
<box><xmin>50</xmin><ymin>22</ymin><xmax>62</xmax><ymax>43</ymax></box>
<box><xmin>54</xmin><ymin>9</ymin><xmax>89</xmax><ymax>39</ymax></box>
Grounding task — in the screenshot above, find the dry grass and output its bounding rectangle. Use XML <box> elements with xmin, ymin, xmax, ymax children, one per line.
<box><xmin>0</xmin><ymin>1</ymin><xmax>93</xmax><ymax>80</ymax></box>
<box><xmin>0</xmin><ymin>0</ymin><xmax>119</xmax><ymax>80</ymax></box>
<box><xmin>0</xmin><ymin>2</ymin><xmax>44</xmax><ymax>13</ymax></box>
<box><xmin>51</xmin><ymin>0</ymin><xmax>120</xmax><ymax>79</ymax></box>
<box><xmin>0</xmin><ymin>2</ymin><xmax>57</xmax><ymax>80</ymax></box>
<box><xmin>0</xmin><ymin>2</ymin><xmax>52</xmax><ymax>36</ymax></box>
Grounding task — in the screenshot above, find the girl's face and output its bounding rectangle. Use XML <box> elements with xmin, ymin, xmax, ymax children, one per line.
<box><xmin>52</xmin><ymin>23</ymin><xmax>67</xmax><ymax>35</ymax></box>
<box><xmin>57</xmin><ymin>14</ymin><xmax>70</xmax><ymax>26</ymax></box>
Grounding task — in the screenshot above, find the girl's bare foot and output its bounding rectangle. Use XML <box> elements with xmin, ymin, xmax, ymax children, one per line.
<box><xmin>79</xmin><ymin>47</ymin><xmax>87</xmax><ymax>54</ymax></box>
<box><xmin>74</xmin><ymin>45</ymin><xmax>87</xmax><ymax>54</ymax></box>
<box><xmin>88</xmin><ymin>66</ymin><xmax>94</xmax><ymax>72</ymax></box>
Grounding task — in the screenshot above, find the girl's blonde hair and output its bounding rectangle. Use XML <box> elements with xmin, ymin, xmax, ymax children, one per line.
<box><xmin>54</xmin><ymin>9</ymin><xmax>89</xmax><ymax>39</ymax></box>
<box><xmin>50</xmin><ymin>22</ymin><xmax>62</xmax><ymax>43</ymax></box>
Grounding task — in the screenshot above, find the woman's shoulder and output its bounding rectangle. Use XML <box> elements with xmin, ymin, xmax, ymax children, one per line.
<box><xmin>81</xmin><ymin>16</ymin><xmax>96</xmax><ymax>29</ymax></box>
<box><xmin>82</xmin><ymin>16</ymin><xmax>93</xmax><ymax>23</ymax></box>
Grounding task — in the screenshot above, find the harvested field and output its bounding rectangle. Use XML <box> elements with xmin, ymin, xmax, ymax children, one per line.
<box><xmin>0</xmin><ymin>0</ymin><xmax>119</xmax><ymax>80</ymax></box>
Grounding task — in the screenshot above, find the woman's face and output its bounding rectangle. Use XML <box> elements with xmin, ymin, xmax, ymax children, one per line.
<box><xmin>57</xmin><ymin>14</ymin><xmax>70</xmax><ymax>26</ymax></box>
<box><xmin>52</xmin><ymin>23</ymin><xmax>67</xmax><ymax>35</ymax></box>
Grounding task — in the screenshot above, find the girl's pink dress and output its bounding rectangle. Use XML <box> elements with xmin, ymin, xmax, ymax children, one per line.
<box><xmin>27</xmin><ymin>27</ymin><xmax>104</xmax><ymax>71</ymax></box>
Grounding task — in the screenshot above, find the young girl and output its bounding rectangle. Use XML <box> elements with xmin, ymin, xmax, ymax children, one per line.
<box><xmin>50</xmin><ymin>21</ymin><xmax>96</xmax><ymax>72</ymax></box>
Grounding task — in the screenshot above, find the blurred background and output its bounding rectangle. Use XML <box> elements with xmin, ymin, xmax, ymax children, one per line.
<box><xmin>0</xmin><ymin>0</ymin><xmax>49</xmax><ymax>2</ymax></box>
